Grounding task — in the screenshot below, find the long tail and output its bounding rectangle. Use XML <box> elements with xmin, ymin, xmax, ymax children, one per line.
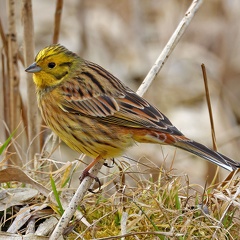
<box><xmin>173</xmin><ymin>138</ymin><xmax>240</xmax><ymax>171</ymax></box>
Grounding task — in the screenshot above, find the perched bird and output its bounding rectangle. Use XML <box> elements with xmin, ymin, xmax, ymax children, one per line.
<box><xmin>25</xmin><ymin>44</ymin><xmax>240</xmax><ymax>182</ymax></box>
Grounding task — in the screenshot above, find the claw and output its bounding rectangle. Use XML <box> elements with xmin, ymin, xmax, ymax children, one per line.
<box><xmin>103</xmin><ymin>158</ymin><xmax>115</xmax><ymax>168</ymax></box>
<box><xmin>79</xmin><ymin>170</ymin><xmax>101</xmax><ymax>192</ymax></box>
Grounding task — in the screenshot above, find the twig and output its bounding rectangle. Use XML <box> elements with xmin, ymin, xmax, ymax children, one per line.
<box><xmin>22</xmin><ymin>0</ymin><xmax>40</xmax><ymax>164</ymax></box>
<box><xmin>49</xmin><ymin>0</ymin><xmax>203</xmax><ymax>239</ymax></box>
<box><xmin>49</xmin><ymin>160</ymin><xmax>104</xmax><ymax>240</ymax></box>
<box><xmin>201</xmin><ymin>64</ymin><xmax>217</xmax><ymax>151</ymax></box>
<box><xmin>94</xmin><ymin>231</ymin><xmax>184</xmax><ymax>239</ymax></box>
<box><xmin>201</xmin><ymin>63</ymin><xmax>219</xmax><ymax>185</ymax></box>
<box><xmin>137</xmin><ymin>0</ymin><xmax>203</xmax><ymax>97</ymax></box>
<box><xmin>53</xmin><ymin>0</ymin><xmax>63</xmax><ymax>44</ymax></box>
<box><xmin>0</xmin><ymin>18</ymin><xmax>8</xmax><ymax>55</ymax></box>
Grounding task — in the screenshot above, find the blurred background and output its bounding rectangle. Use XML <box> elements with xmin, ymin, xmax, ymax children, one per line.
<box><xmin>0</xmin><ymin>0</ymin><xmax>240</xmax><ymax>186</ymax></box>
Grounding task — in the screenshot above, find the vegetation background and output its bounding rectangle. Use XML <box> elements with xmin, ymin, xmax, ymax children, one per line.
<box><xmin>0</xmin><ymin>0</ymin><xmax>239</xmax><ymax>239</ymax></box>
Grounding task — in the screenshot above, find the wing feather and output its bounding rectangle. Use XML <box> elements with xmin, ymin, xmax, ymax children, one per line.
<box><xmin>59</xmin><ymin>78</ymin><xmax>182</xmax><ymax>136</ymax></box>
<box><xmin>57</xmin><ymin>61</ymin><xmax>183</xmax><ymax>135</ymax></box>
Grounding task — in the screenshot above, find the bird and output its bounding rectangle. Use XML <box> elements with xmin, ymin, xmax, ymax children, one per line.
<box><xmin>25</xmin><ymin>44</ymin><xmax>240</xmax><ymax>183</ymax></box>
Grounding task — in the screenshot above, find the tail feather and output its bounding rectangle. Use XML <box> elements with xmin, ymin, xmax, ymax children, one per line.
<box><xmin>173</xmin><ymin>139</ymin><xmax>240</xmax><ymax>171</ymax></box>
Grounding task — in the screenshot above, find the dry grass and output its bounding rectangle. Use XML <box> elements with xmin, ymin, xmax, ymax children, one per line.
<box><xmin>0</xmin><ymin>152</ymin><xmax>239</xmax><ymax>239</ymax></box>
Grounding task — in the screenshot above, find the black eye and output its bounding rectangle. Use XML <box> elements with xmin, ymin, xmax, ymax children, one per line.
<box><xmin>48</xmin><ymin>62</ymin><xmax>56</xmax><ymax>69</ymax></box>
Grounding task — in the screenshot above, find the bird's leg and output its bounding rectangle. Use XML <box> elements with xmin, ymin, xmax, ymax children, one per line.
<box><xmin>103</xmin><ymin>158</ymin><xmax>115</xmax><ymax>168</ymax></box>
<box><xmin>79</xmin><ymin>155</ymin><xmax>103</xmax><ymax>191</ymax></box>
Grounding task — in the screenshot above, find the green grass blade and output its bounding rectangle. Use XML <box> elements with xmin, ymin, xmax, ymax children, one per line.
<box><xmin>50</xmin><ymin>174</ymin><xmax>64</xmax><ymax>215</ymax></box>
<box><xmin>0</xmin><ymin>129</ymin><xmax>17</xmax><ymax>155</ymax></box>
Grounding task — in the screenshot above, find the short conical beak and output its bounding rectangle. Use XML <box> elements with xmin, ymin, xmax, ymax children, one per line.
<box><xmin>25</xmin><ymin>62</ymin><xmax>42</xmax><ymax>73</ymax></box>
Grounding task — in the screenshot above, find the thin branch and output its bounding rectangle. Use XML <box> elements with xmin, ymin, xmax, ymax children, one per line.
<box><xmin>53</xmin><ymin>0</ymin><xmax>63</xmax><ymax>44</ymax></box>
<box><xmin>201</xmin><ymin>64</ymin><xmax>219</xmax><ymax>185</ymax></box>
<box><xmin>0</xmin><ymin>18</ymin><xmax>8</xmax><ymax>56</ymax></box>
<box><xmin>49</xmin><ymin>160</ymin><xmax>104</xmax><ymax>240</ymax></box>
<box><xmin>201</xmin><ymin>64</ymin><xmax>217</xmax><ymax>151</ymax></box>
<box><xmin>137</xmin><ymin>0</ymin><xmax>203</xmax><ymax>97</ymax></box>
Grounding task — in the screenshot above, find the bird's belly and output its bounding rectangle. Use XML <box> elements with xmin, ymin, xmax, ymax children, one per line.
<box><xmin>43</xmin><ymin>109</ymin><xmax>135</xmax><ymax>158</ymax></box>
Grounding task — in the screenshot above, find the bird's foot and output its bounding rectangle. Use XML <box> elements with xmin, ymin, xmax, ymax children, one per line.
<box><xmin>79</xmin><ymin>170</ymin><xmax>101</xmax><ymax>193</ymax></box>
<box><xmin>103</xmin><ymin>158</ymin><xmax>115</xmax><ymax>168</ymax></box>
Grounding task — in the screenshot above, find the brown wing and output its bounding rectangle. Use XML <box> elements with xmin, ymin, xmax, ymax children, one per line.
<box><xmin>58</xmin><ymin>61</ymin><xmax>183</xmax><ymax>136</ymax></box>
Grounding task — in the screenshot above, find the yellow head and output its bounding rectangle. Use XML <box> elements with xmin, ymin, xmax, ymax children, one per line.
<box><xmin>25</xmin><ymin>44</ymin><xmax>80</xmax><ymax>89</ymax></box>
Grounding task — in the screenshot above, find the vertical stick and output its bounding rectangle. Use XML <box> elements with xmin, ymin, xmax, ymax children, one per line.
<box><xmin>201</xmin><ymin>64</ymin><xmax>219</xmax><ymax>184</ymax></box>
<box><xmin>7</xmin><ymin>0</ymin><xmax>22</xmax><ymax>166</ymax></box>
<box><xmin>201</xmin><ymin>64</ymin><xmax>217</xmax><ymax>151</ymax></box>
<box><xmin>22</xmin><ymin>0</ymin><xmax>40</xmax><ymax>165</ymax></box>
<box><xmin>0</xmin><ymin>18</ymin><xmax>9</xmax><ymax>142</ymax></box>
<box><xmin>53</xmin><ymin>0</ymin><xmax>63</xmax><ymax>44</ymax></box>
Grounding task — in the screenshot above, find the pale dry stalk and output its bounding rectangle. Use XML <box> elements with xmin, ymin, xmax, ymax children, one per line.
<box><xmin>7</xmin><ymin>0</ymin><xmax>22</xmax><ymax>166</ymax></box>
<box><xmin>22</xmin><ymin>0</ymin><xmax>40</xmax><ymax>165</ymax></box>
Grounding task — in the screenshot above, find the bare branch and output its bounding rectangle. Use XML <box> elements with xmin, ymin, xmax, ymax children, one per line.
<box><xmin>137</xmin><ymin>0</ymin><xmax>203</xmax><ymax>97</ymax></box>
<box><xmin>49</xmin><ymin>160</ymin><xmax>104</xmax><ymax>240</ymax></box>
<box><xmin>53</xmin><ymin>0</ymin><xmax>63</xmax><ymax>44</ymax></box>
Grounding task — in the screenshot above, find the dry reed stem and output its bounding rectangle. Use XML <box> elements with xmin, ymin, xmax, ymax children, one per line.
<box><xmin>201</xmin><ymin>64</ymin><xmax>217</xmax><ymax>151</ymax></box>
<box><xmin>0</xmin><ymin>19</ymin><xmax>6</xmax><ymax>135</ymax></box>
<box><xmin>7</xmin><ymin>0</ymin><xmax>22</xmax><ymax>166</ymax></box>
<box><xmin>0</xmin><ymin>19</ymin><xmax>8</xmax><ymax>55</ymax></box>
<box><xmin>22</xmin><ymin>0</ymin><xmax>40</xmax><ymax>164</ymax></box>
<box><xmin>201</xmin><ymin>64</ymin><xmax>219</xmax><ymax>184</ymax></box>
<box><xmin>49</xmin><ymin>1</ymin><xmax>204</xmax><ymax>239</ymax></box>
<box><xmin>0</xmin><ymin>52</ymin><xmax>5</xmax><ymax>141</ymax></box>
<box><xmin>53</xmin><ymin>0</ymin><xmax>63</xmax><ymax>44</ymax></box>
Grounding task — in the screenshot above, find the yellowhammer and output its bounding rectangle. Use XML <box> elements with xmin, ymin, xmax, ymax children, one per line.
<box><xmin>25</xmin><ymin>44</ymin><xmax>240</xmax><ymax>182</ymax></box>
